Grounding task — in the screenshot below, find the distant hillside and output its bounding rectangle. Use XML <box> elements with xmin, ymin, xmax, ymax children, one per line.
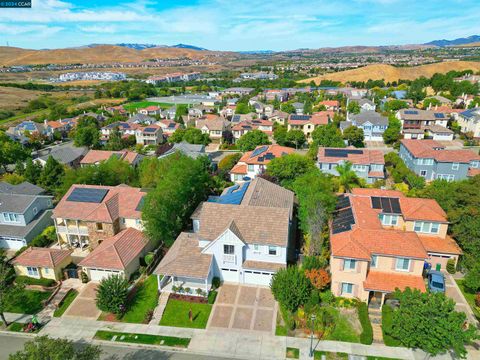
<box><xmin>0</xmin><ymin>45</ymin><xmax>213</xmax><ymax>66</ymax></box>
<box><xmin>299</xmin><ymin>61</ymin><xmax>480</xmax><ymax>84</ymax></box>
<box><xmin>171</xmin><ymin>44</ymin><xmax>208</xmax><ymax>51</ymax></box>
<box><xmin>425</xmin><ymin>35</ymin><xmax>480</xmax><ymax>47</ymax></box>
<box><xmin>115</xmin><ymin>43</ymin><xmax>159</xmax><ymax>50</ymax></box>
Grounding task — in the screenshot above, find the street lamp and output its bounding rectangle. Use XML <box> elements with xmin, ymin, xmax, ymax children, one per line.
<box><xmin>309</xmin><ymin>314</ymin><xmax>317</xmax><ymax>358</ymax></box>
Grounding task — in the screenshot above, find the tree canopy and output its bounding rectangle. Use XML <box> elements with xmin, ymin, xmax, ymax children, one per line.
<box><xmin>168</xmin><ymin>127</ymin><xmax>211</xmax><ymax>145</ymax></box>
<box><xmin>342</xmin><ymin>125</ymin><xmax>364</xmax><ymax>147</ymax></box>
<box><xmin>236</xmin><ymin>130</ymin><xmax>270</xmax><ymax>152</ymax></box>
<box><xmin>266</xmin><ymin>153</ymin><xmax>315</xmax><ymax>187</ymax></box>
<box><xmin>271</xmin><ymin>266</ymin><xmax>312</xmax><ymax>313</ymax></box>
<box><xmin>311</xmin><ymin>123</ymin><xmax>345</xmax><ymax>148</ymax></box>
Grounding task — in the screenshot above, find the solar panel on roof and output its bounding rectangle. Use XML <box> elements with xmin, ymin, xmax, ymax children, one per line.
<box><xmin>250</xmin><ymin>145</ymin><xmax>269</xmax><ymax>158</ymax></box>
<box><xmin>434</xmin><ymin>113</ymin><xmax>445</xmax><ymax>119</ymax></box>
<box><xmin>335</xmin><ymin>194</ymin><xmax>351</xmax><ymax>210</ymax></box>
<box><xmin>390</xmin><ymin>198</ymin><xmax>401</xmax><ymax>214</ymax></box>
<box><xmin>67</xmin><ymin>188</ymin><xmax>109</xmax><ymax>203</ymax></box>
<box><xmin>207</xmin><ymin>182</ymin><xmax>250</xmax><ymax>205</ymax></box>
<box><xmin>332</xmin><ymin>207</ymin><xmax>355</xmax><ymax>234</ymax></box>
<box><xmin>371</xmin><ymin>197</ymin><xmax>382</xmax><ymax>209</ymax></box>
<box><xmin>324</xmin><ymin>148</ymin><xmax>364</xmax><ymax>158</ymax></box>
<box><xmin>405</xmin><ymin>110</ymin><xmax>418</xmax><ymax>115</ymax></box>
<box><xmin>380</xmin><ymin>197</ymin><xmax>392</xmax><ymax>213</ymax></box>
<box><xmin>143</xmin><ymin>127</ymin><xmax>156</xmax><ymax>133</ymax></box>
<box><xmin>290</xmin><ymin>115</ymin><xmax>310</xmax><ymax>121</ymax></box>
<box><xmin>371</xmin><ymin>196</ymin><xmax>402</xmax><ymax>214</ymax></box>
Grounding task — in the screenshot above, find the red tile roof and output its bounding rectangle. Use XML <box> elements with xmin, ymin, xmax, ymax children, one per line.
<box><xmin>79</xmin><ymin>228</ymin><xmax>148</xmax><ymax>270</ymax></box>
<box><xmin>12</xmin><ymin>247</ymin><xmax>72</xmax><ymax>268</ymax></box>
<box><xmin>80</xmin><ymin>150</ymin><xmax>140</xmax><ymax>165</ymax></box>
<box><xmin>399</xmin><ymin>197</ymin><xmax>447</xmax><ymax>222</ymax></box>
<box><xmin>419</xmin><ymin>235</ymin><xmax>462</xmax><ymax>255</ymax></box>
<box><xmin>317</xmin><ymin>147</ymin><xmax>385</xmax><ymax>165</ymax></box>
<box><xmin>319</xmin><ymin>100</ymin><xmax>339</xmax><ymax>107</ymax></box>
<box><xmin>401</xmin><ymin>139</ymin><xmax>480</xmax><ymax>163</ymax></box>
<box><xmin>230</xmin><ymin>163</ymin><xmax>247</xmax><ymax>174</ymax></box>
<box><xmin>351</xmin><ymin>188</ymin><xmax>405</xmax><ymax>198</ymax></box>
<box><xmin>468</xmin><ymin>168</ymin><xmax>480</xmax><ymax>177</ymax></box>
<box><xmin>53</xmin><ymin>184</ymin><xmax>145</xmax><ymax>222</ymax></box>
<box><xmin>238</xmin><ymin>144</ymin><xmax>295</xmax><ymax>165</ymax></box>
<box><xmin>363</xmin><ymin>271</ymin><xmax>426</xmax><ymax>293</ymax></box>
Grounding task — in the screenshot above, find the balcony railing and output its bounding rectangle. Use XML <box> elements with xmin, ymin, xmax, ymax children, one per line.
<box><xmin>57</xmin><ymin>226</ymin><xmax>88</xmax><ymax>235</ymax></box>
<box><xmin>223</xmin><ymin>254</ymin><xmax>236</xmax><ymax>264</ymax></box>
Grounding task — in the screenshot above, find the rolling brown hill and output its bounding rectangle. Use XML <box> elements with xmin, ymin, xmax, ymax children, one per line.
<box><xmin>300</xmin><ymin>61</ymin><xmax>480</xmax><ymax>84</ymax></box>
<box><xmin>0</xmin><ymin>45</ymin><xmax>217</xmax><ymax>66</ymax></box>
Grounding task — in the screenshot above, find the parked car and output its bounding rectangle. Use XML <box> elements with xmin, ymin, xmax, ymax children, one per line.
<box><xmin>427</xmin><ymin>270</ymin><xmax>445</xmax><ymax>293</ymax></box>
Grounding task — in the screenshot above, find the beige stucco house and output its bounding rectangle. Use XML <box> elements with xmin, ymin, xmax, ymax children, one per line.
<box><xmin>12</xmin><ymin>247</ymin><xmax>72</xmax><ymax>281</ymax></box>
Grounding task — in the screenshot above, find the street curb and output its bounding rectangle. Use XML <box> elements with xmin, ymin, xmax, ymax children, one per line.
<box><xmin>92</xmin><ymin>339</ymin><xmax>188</xmax><ymax>353</ymax></box>
<box><xmin>0</xmin><ymin>330</ymin><xmax>38</xmax><ymax>338</ymax></box>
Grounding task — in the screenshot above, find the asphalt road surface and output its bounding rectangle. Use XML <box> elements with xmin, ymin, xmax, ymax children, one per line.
<box><xmin>0</xmin><ymin>334</ymin><xmax>231</xmax><ymax>360</ymax></box>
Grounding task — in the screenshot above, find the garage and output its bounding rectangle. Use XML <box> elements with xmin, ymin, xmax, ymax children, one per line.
<box><xmin>243</xmin><ymin>270</ymin><xmax>273</xmax><ymax>286</ymax></box>
<box><xmin>221</xmin><ymin>268</ymin><xmax>239</xmax><ymax>282</ymax></box>
<box><xmin>0</xmin><ymin>237</ymin><xmax>26</xmax><ymax>250</ymax></box>
<box><xmin>87</xmin><ymin>268</ymin><xmax>122</xmax><ymax>282</ymax></box>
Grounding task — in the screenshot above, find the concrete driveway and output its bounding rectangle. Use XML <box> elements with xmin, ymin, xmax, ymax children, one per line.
<box><xmin>445</xmin><ymin>274</ymin><xmax>478</xmax><ymax>325</ymax></box>
<box><xmin>207</xmin><ymin>284</ymin><xmax>277</xmax><ymax>333</ymax></box>
<box><xmin>63</xmin><ymin>282</ymin><xmax>101</xmax><ymax>319</ymax></box>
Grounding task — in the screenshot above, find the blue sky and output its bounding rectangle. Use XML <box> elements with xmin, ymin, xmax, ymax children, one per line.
<box><xmin>1</xmin><ymin>0</ymin><xmax>480</xmax><ymax>50</ymax></box>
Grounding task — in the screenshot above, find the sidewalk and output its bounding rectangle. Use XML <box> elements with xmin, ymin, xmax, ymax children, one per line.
<box><xmin>2</xmin><ymin>313</ymin><xmax>32</xmax><ymax>324</ymax></box>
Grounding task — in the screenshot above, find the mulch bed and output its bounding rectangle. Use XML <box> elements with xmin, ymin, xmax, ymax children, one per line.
<box><xmin>170</xmin><ymin>293</ymin><xmax>208</xmax><ymax>304</ymax></box>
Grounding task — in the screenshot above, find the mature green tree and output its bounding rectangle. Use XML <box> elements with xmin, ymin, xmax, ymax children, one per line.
<box><xmin>0</xmin><ymin>258</ymin><xmax>24</xmax><ymax>327</ymax></box>
<box><xmin>235</xmin><ymin>102</ymin><xmax>251</xmax><ymax>114</ymax></box>
<box><xmin>422</xmin><ymin>97</ymin><xmax>441</xmax><ymax>109</ymax></box>
<box><xmin>183</xmin><ymin>127</ymin><xmax>211</xmax><ymax>145</ymax></box>
<box><xmin>96</xmin><ymin>275</ymin><xmax>129</xmax><ymax>315</ymax></box>
<box><xmin>342</xmin><ymin>126</ymin><xmax>364</xmax><ymax>147</ymax></box>
<box><xmin>383</xmin><ymin>100</ymin><xmax>409</xmax><ymax>112</ymax></box>
<box><xmin>347</xmin><ymin>101</ymin><xmax>361</xmax><ymax>114</ymax></box>
<box><xmin>303</xmin><ymin>99</ymin><xmax>313</xmax><ymax>115</ymax></box>
<box><xmin>218</xmin><ymin>153</ymin><xmax>242</xmax><ymax>172</ymax></box>
<box><xmin>271</xmin><ymin>267</ymin><xmax>312</xmax><ymax>313</ymax></box>
<box><xmin>24</xmin><ymin>158</ymin><xmax>42</xmax><ymax>185</ymax></box>
<box><xmin>387</xmin><ymin>288</ymin><xmax>476</xmax><ymax>358</ymax></box>
<box><xmin>39</xmin><ymin>156</ymin><xmax>65</xmax><ymax>193</ymax></box>
<box><xmin>383</xmin><ymin>115</ymin><xmax>402</xmax><ymax>145</ymax></box>
<box><xmin>105</xmin><ymin>127</ymin><xmax>124</xmax><ymax>151</ymax></box>
<box><xmin>0</xmin><ymin>133</ymin><xmax>29</xmax><ymax>171</ymax></box>
<box><xmin>273</xmin><ymin>125</ymin><xmax>288</xmax><ymax>146</ymax></box>
<box><xmin>142</xmin><ymin>154</ymin><xmax>210</xmax><ymax>247</ymax></box>
<box><xmin>285</xmin><ymin>129</ymin><xmax>307</xmax><ymax>149</ymax></box>
<box><xmin>311</xmin><ymin>123</ymin><xmax>345</xmax><ymax>148</ymax></box>
<box><xmin>406</xmin><ymin>81</ymin><xmax>427</xmax><ymax>103</ymax></box>
<box><xmin>281</xmin><ymin>103</ymin><xmax>296</xmax><ymax>114</ymax></box>
<box><xmin>236</xmin><ymin>130</ymin><xmax>270</xmax><ymax>152</ymax></box>
<box><xmin>464</xmin><ymin>263</ymin><xmax>480</xmax><ymax>292</ymax></box>
<box><xmin>9</xmin><ymin>336</ymin><xmax>101</xmax><ymax>360</ymax></box>
<box><xmin>266</xmin><ymin>154</ymin><xmax>315</xmax><ymax>187</ymax></box>
<box><xmin>73</xmin><ymin>122</ymin><xmax>100</xmax><ymax>148</ymax></box>
<box><xmin>174</xmin><ymin>104</ymin><xmax>188</xmax><ymax>122</ymax></box>
<box><xmin>336</xmin><ymin>161</ymin><xmax>361</xmax><ymax>193</ymax></box>
<box><xmin>168</xmin><ymin>128</ymin><xmax>186</xmax><ymax>143</ymax></box>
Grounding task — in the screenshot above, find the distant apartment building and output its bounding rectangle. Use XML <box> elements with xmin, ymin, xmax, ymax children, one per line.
<box><xmin>399</xmin><ymin>139</ymin><xmax>480</xmax><ymax>181</ymax></box>
<box><xmin>341</xmin><ymin>111</ymin><xmax>388</xmax><ymax>141</ymax></box>
<box><xmin>230</xmin><ymin>144</ymin><xmax>295</xmax><ymax>182</ymax></box>
<box><xmin>330</xmin><ymin>188</ymin><xmax>461</xmax><ymax>304</ymax></box>
<box><xmin>145</xmin><ymin>72</ymin><xmax>200</xmax><ymax>85</ymax></box>
<box><xmin>55</xmin><ymin>72</ymin><xmax>126</xmax><ymax>82</ymax></box>
<box><xmin>220</xmin><ymin>87</ymin><xmax>255</xmax><ymax>96</ymax></box>
<box><xmin>238</xmin><ymin>72</ymin><xmax>278</xmax><ymax>80</ymax></box>
<box><xmin>317</xmin><ymin>147</ymin><xmax>385</xmax><ymax>184</ymax></box>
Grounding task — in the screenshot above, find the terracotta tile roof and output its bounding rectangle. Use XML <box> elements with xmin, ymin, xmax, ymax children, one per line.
<box><xmin>319</xmin><ymin>100</ymin><xmax>339</xmax><ymax>107</ymax></box>
<box><xmin>196</xmin><ymin>202</ymin><xmax>290</xmax><ymax>246</ymax></box>
<box><xmin>351</xmin><ymin>188</ymin><xmax>405</xmax><ymax>198</ymax></box>
<box><xmin>12</xmin><ymin>247</ymin><xmax>72</xmax><ymax>268</ymax></box>
<box><xmin>53</xmin><ymin>184</ymin><xmax>145</xmax><ymax>222</ymax></box>
<box><xmin>401</xmin><ymin>139</ymin><xmax>480</xmax><ymax>163</ymax></box>
<box><xmin>154</xmin><ymin>232</ymin><xmax>212</xmax><ymax>279</ymax></box>
<box><xmin>368</xmin><ymin>171</ymin><xmax>385</xmax><ymax>178</ymax></box>
<box><xmin>419</xmin><ymin>235</ymin><xmax>462</xmax><ymax>255</ymax></box>
<box><xmin>288</xmin><ymin>111</ymin><xmax>334</xmax><ymax>125</ymax></box>
<box><xmin>142</xmin><ymin>106</ymin><xmax>160</xmax><ymax>111</ymax></box>
<box><xmin>80</xmin><ymin>150</ymin><xmax>140</xmax><ymax>165</ymax></box>
<box><xmin>399</xmin><ymin>197</ymin><xmax>447</xmax><ymax>222</ymax></box>
<box><xmin>79</xmin><ymin>228</ymin><xmax>148</xmax><ymax>271</ymax></box>
<box><xmin>468</xmin><ymin>168</ymin><xmax>480</xmax><ymax>177</ymax></box>
<box><xmin>242</xmin><ymin>260</ymin><xmax>286</xmax><ymax>272</ymax></box>
<box><xmin>230</xmin><ymin>164</ymin><xmax>247</xmax><ymax>174</ymax></box>
<box><xmin>363</xmin><ymin>271</ymin><xmax>426</xmax><ymax>292</ymax></box>
<box><xmin>317</xmin><ymin>147</ymin><xmax>385</xmax><ymax>165</ymax></box>
<box><xmin>238</xmin><ymin>144</ymin><xmax>295</xmax><ymax>165</ymax></box>
<box><xmin>47</xmin><ymin>121</ymin><xmax>66</xmax><ymax>129</ymax></box>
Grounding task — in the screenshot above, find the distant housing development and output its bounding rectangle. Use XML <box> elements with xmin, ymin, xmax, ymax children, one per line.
<box><xmin>53</xmin><ymin>71</ymin><xmax>127</xmax><ymax>82</ymax></box>
<box><xmin>145</xmin><ymin>72</ymin><xmax>201</xmax><ymax>84</ymax></box>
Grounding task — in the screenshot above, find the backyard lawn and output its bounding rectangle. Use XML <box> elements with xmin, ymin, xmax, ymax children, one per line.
<box><xmin>94</xmin><ymin>330</ymin><xmax>190</xmax><ymax>348</ymax></box>
<box><xmin>53</xmin><ymin>290</ymin><xmax>78</xmax><ymax>317</ymax></box>
<box><xmin>5</xmin><ymin>290</ymin><xmax>52</xmax><ymax>314</ymax></box>
<box><xmin>121</xmin><ymin>275</ymin><xmax>159</xmax><ymax>323</ymax></box>
<box><xmin>455</xmin><ymin>279</ymin><xmax>480</xmax><ymax>319</ymax></box>
<box><xmin>159</xmin><ymin>299</ymin><xmax>212</xmax><ymax>329</ymax></box>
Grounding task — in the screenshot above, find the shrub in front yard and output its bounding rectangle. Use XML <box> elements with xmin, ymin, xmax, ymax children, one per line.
<box><xmin>96</xmin><ymin>275</ymin><xmax>129</xmax><ymax>316</ymax></box>
<box><xmin>446</xmin><ymin>259</ymin><xmax>456</xmax><ymax>274</ymax></box>
<box><xmin>271</xmin><ymin>266</ymin><xmax>312</xmax><ymax>313</ymax></box>
<box><xmin>212</xmin><ymin>277</ymin><xmax>220</xmax><ymax>289</ymax></box>
<box><xmin>15</xmin><ymin>276</ymin><xmax>56</xmax><ymax>287</ymax></box>
<box><xmin>475</xmin><ymin>293</ymin><xmax>480</xmax><ymax>307</ymax></box>
<box><xmin>357</xmin><ymin>302</ymin><xmax>373</xmax><ymax>345</ymax></box>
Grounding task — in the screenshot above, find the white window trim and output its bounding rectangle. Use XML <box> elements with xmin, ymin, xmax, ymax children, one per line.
<box><xmin>27</xmin><ymin>266</ymin><xmax>39</xmax><ymax>277</ymax></box>
<box><xmin>341</xmin><ymin>282</ymin><xmax>353</xmax><ymax>295</ymax></box>
<box><xmin>414</xmin><ymin>221</ymin><xmax>440</xmax><ymax>234</ymax></box>
<box><xmin>395</xmin><ymin>258</ymin><xmax>410</xmax><ymax>272</ymax></box>
<box><xmin>268</xmin><ymin>245</ymin><xmax>278</xmax><ymax>256</ymax></box>
<box><xmin>452</xmin><ymin>162</ymin><xmax>460</xmax><ymax>170</ymax></box>
<box><xmin>370</xmin><ymin>255</ymin><xmax>378</xmax><ymax>268</ymax></box>
<box><xmin>343</xmin><ymin>259</ymin><xmax>357</xmax><ymax>271</ymax></box>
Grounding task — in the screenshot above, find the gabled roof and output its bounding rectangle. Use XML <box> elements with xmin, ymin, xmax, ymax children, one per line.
<box><xmin>0</xmin><ymin>181</ymin><xmax>45</xmax><ymax>195</ymax></box>
<box><xmin>348</xmin><ymin>111</ymin><xmax>388</xmax><ymax>126</ymax></box>
<box><xmin>79</xmin><ymin>228</ymin><xmax>148</xmax><ymax>270</ymax></box>
<box><xmin>317</xmin><ymin>147</ymin><xmax>385</xmax><ymax>165</ymax></box>
<box><xmin>12</xmin><ymin>247</ymin><xmax>72</xmax><ymax>268</ymax></box>
<box><xmin>80</xmin><ymin>150</ymin><xmax>141</xmax><ymax>165</ymax></box>
<box><xmin>363</xmin><ymin>271</ymin><xmax>426</xmax><ymax>293</ymax></box>
<box><xmin>401</xmin><ymin>139</ymin><xmax>480</xmax><ymax>163</ymax></box>
<box><xmin>238</xmin><ymin>144</ymin><xmax>295</xmax><ymax>165</ymax></box>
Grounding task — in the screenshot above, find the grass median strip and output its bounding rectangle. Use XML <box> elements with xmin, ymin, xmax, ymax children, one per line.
<box><xmin>94</xmin><ymin>330</ymin><xmax>190</xmax><ymax>348</ymax></box>
<box><xmin>54</xmin><ymin>289</ymin><xmax>78</xmax><ymax>318</ymax></box>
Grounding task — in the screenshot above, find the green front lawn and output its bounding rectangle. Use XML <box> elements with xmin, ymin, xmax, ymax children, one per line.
<box><xmin>323</xmin><ymin>307</ymin><xmax>360</xmax><ymax>343</ymax></box>
<box><xmin>314</xmin><ymin>351</ymin><xmax>348</xmax><ymax>360</ymax></box>
<box><xmin>53</xmin><ymin>290</ymin><xmax>78</xmax><ymax>318</ymax></box>
<box><xmin>121</xmin><ymin>275</ymin><xmax>159</xmax><ymax>323</ymax></box>
<box><xmin>5</xmin><ymin>290</ymin><xmax>52</xmax><ymax>314</ymax></box>
<box><xmin>159</xmin><ymin>299</ymin><xmax>212</xmax><ymax>329</ymax></box>
<box><xmin>286</xmin><ymin>347</ymin><xmax>300</xmax><ymax>359</ymax></box>
<box><xmin>122</xmin><ymin>101</ymin><xmax>173</xmax><ymax>111</ymax></box>
<box><xmin>7</xmin><ymin>322</ymin><xmax>25</xmax><ymax>332</ymax></box>
<box><xmin>94</xmin><ymin>330</ymin><xmax>190</xmax><ymax>348</ymax></box>
<box><xmin>455</xmin><ymin>279</ymin><xmax>480</xmax><ymax>319</ymax></box>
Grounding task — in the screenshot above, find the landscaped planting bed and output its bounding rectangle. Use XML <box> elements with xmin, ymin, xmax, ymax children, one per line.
<box><xmin>94</xmin><ymin>330</ymin><xmax>190</xmax><ymax>347</ymax></box>
<box><xmin>53</xmin><ymin>289</ymin><xmax>78</xmax><ymax>317</ymax></box>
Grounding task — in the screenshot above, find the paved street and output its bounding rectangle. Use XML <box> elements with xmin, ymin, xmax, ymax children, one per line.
<box><xmin>0</xmin><ymin>333</ymin><xmax>231</xmax><ymax>360</ymax></box>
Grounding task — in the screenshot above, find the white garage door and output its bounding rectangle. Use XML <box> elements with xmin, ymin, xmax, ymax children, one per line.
<box><xmin>243</xmin><ymin>270</ymin><xmax>273</xmax><ymax>286</ymax></box>
<box><xmin>221</xmin><ymin>268</ymin><xmax>239</xmax><ymax>283</ymax></box>
<box><xmin>88</xmin><ymin>268</ymin><xmax>121</xmax><ymax>282</ymax></box>
<box><xmin>0</xmin><ymin>237</ymin><xmax>25</xmax><ymax>250</ymax></box>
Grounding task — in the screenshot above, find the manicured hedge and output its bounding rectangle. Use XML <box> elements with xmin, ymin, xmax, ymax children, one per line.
<box><xmin>382</xmin><ymin>305</ymin><xmax>402</xmax><ymax>347</ymax></box>
<box><xmin>16</xmin><ymin>276</ymin><xmax>56</xmax><ymax>287</ymax></box>
<box><xmin>357</xmin><ymin>302</ymin><xmax>373</xmax><ymax>345</ymax></box>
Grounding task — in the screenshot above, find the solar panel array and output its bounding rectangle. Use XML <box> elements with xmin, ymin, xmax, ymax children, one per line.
<box><xmin>67</xmin><ymin>188</ymin><xmax>109</xmax><ymax>203</ymax></box>
<box><xmin>434</xmin><ymin>113</ymin><xmax>445</xmax><ymax>119</ymax></box>
<box><xmin>257</xmin><ymin>152</ymin><xmax>276</xmax><ymax>162</ymax></box>
<box><xmin>324</xmin><ymin>148</ymin><xmax>364</xmax><ymax>158</ymax></box>
<box><xmin>135</xmin><ymin>196</ymin><xmax>145</xmax><ymax>211</ymax></box>
<box><xmin>143</xmin><ymin>127</ymin><xmax>157</xmax><ymax>133</ymax></box>
<box><xmin>404</xmin><ymin>110</ymin><xmax>419</xmax><ymax>115</ymax></box>
<box><xmin>290</xmin><ymin>115</ymin><xmax>310</xmax><ymax>121</ymax></box>
<box><xmin>335</xmin><ymin>194</ymin><xmax>351</xmax><ymax>210</ymax></box>
<box><xmin>250</xmin><ymin>145</ymin><xmax>269</xmax><ymax>158</ymax></box>
<box><xmin>207</xmin><ymin>182</ymin><xmax>250</xmax><ymax>205</ymax></box>
<box><xmin>332</xmin><ymin>207</ymin><xmax>355</xmax><ymax>234</ymax></box>
<box><xmin>371</xmin><ymin>196</ymin><xmax>402</xmax><ymax>214</ymax></box>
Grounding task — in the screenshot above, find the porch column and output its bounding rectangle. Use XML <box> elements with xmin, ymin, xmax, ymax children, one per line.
<box><xmin>205</xmin><ymin>278</ymin><xmax>208</xmax><ymax>294</ymax></box>
<box><xmin>157</xmin><ymin>275</ymin><xmax>161</xmax><ymax>293</ymax></box>
<box><xmin>381</xmin><ymin>292</ymin><xmax>386</xmax><ymax>306</ymax></box>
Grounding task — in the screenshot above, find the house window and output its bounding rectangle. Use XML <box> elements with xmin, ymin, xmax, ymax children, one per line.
<box><xmin>341</xmin><ymin>282</ymin><xmax>353</xmax><ymax>295</ymax></box>
<box><xmin>414</xmin><ymin>221</ymin><xmax>440</xmax><ymax>234</ymax></box>
<box><xmin>121</xmin><ymin>218</ymin><xmax>126</xmax><ymax>225</ymax></box>
<box><xmin>268</xmin><ymin>246</ymin><xmax>277</xmax><ymax>256</ymax></box>
<box><xmin>3</xmin><ymin>213</ymin><xmax>19</xmax><ymax>223</ymax></box>
<box><xmin>33</xmin><ymin>207</ymin><xmax>38</xmax><ymax>215</ymax></box>
<box><xmin>224</xmin><ymin>245</ymin><xmax>234</xmax><ymax>255</ymax></box>
<box><xmin>379</xmin><ymin>214</ymin><xmax>398</xmax><ymax>226</ymax></box>
<box><xmin>44</xmin><ymin>268</ymin><xmax>50</xmax><ymax>274</ymax></box>
<box><xmin>47</xmin><ymin>200</ymin><xmax>52</xmax><ymax>206</ymax></box>
<box><xmin>96</xmin><ymin>223</ymin><xmax>103</xmax><ymax>231</ymax></box>
<box><xmin>471</xmin><ymin>161</ymin><xmax>479</xmax><ymax>168</ymax></box>
<box><xmin>436</xmin><ymin>174</ymin><xmax>455</xmax><ymax>182</ymax></box>
<box><xmin>371</xmin><ymin>255</ymin><xmax>378</xmax><ymax>268</ymax></box>
<box><xmin>452</xmin><ymin>162</ymin><xmax>460</xmax><ymax>171</ymax></box>
<box><xmin>27</xmin><ymin>267</ymin><xmax>39</xmax><ymax>277</ymax></box>
<box><xmin>420</xmin><ymin>170</ymin><xmax>427</xmax><ymax>178</ymax></box>
<box><xmin>395</xmin><ymin>258</ymin><xmax>410</xmax><ymax>271</ymax></box>
<box><xmin>253</xmin><ymin>244</ymin><xmax>261</xmax><ymax>253</ymax></box>
<box><xmin>247</xmin><ymin>164</ymin><xmax>254</xmax><ymax>172</ymax></box>
<box><xmin>343</xmin><ymin>259</ymin><xmax>356</xmax><ymax>271</ymax></box>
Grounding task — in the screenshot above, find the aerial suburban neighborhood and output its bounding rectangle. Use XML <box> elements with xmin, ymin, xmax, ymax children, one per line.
<box><xmin>1</xmin><ymin>2</ymin><xmax>480</xmax><ymax>360</ymax></box>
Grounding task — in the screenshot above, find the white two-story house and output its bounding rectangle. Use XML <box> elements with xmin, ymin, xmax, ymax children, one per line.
<box><xmin>154</xmin><ymin>178</ymin><xmax>295</xmax><ymax>294</ymax></box>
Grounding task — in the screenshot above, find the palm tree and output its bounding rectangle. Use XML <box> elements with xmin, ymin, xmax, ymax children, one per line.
<box><xmin>336</xmin><ymin>161</ymin><xmax>360</xmax><ymax>193</ymax></box>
